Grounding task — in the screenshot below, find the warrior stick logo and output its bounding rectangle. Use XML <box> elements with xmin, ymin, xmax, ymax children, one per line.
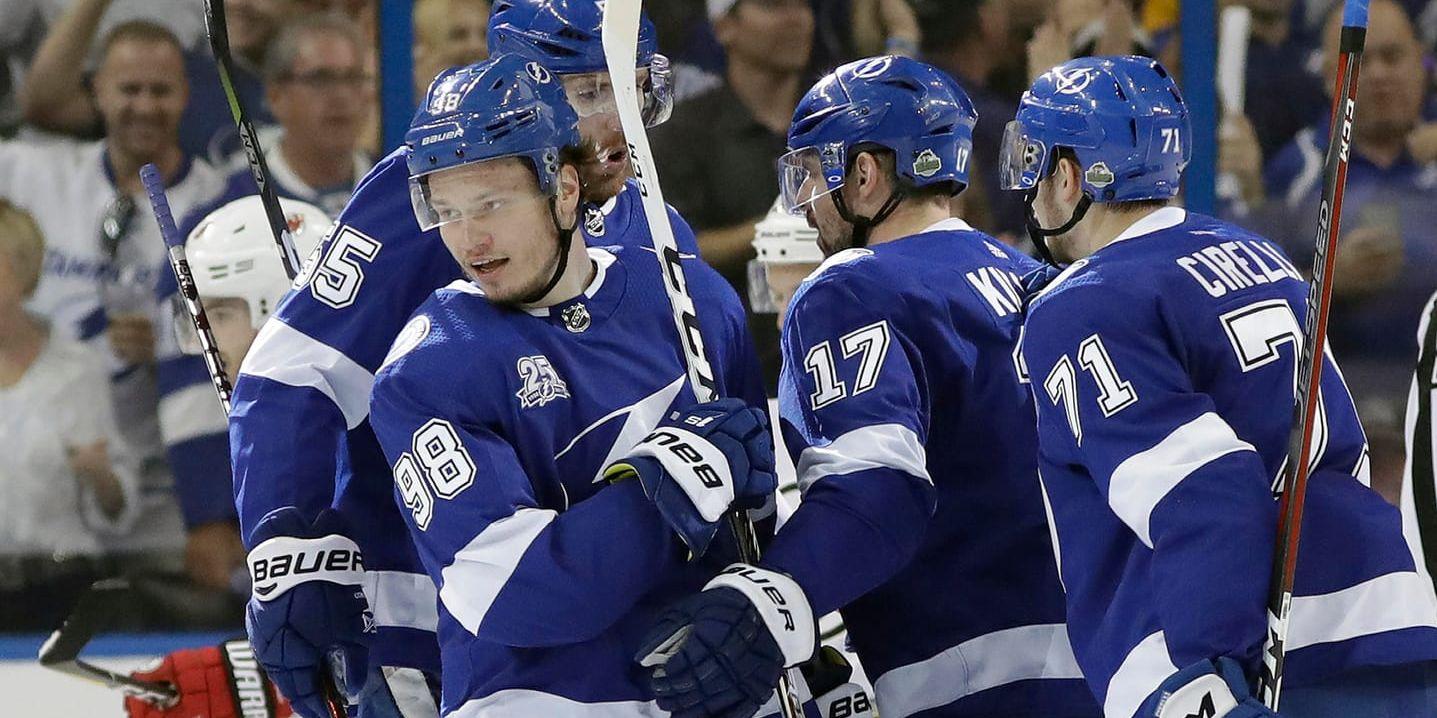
<box><xmin>223</xmin><ymin>640</ymin><xmax>274</xmax><ymax>718</ymax></box>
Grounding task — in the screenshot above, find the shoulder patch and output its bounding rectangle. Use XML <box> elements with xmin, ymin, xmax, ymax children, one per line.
<box><xmin>380</xmin><ymin>314</ymin><xmax>431</xmax><ymax>371</ymax></box>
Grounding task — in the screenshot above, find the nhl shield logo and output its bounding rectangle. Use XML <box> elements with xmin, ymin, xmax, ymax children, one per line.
<box><xmin>562</xmin><ymin>303</ymin><xmax>592</xmax><ymax>333</ymax></box>
<box><xmin>912</xmin><ymin>149</ymin><xmax>943</xmax><ymax>178</ymax></box>
<box><xmin>584</xmin><ymin>205</ymin><xmax>606</xmax><ymax>237</ymax></box>
<box><xmin>516</xmin><ymin>355</ymin><xmax>570</xmax><ymax>408</ymax></box>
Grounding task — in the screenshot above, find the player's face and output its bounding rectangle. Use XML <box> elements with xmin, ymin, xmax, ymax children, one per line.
<box><xmin>764</xmin><ymin>261</ymin><xmax>817</xmax><ymax>328</ymax></box>
<box><xmin>94</xmin><ymin>39</ymin><xmax>188</xmax><ymax>164</ymax></box>
<box><xmin>205</xmin><ymin>297</ymin><xmax>260</xmax><ymax>385</ymax></box>
<box><xmin>0</xmin><ymin>249</ymin><xmax>26</xmax><ymax>314</ymax></box>
<box><xmin>428</xmin><ymin>159</ymin><xmax>563</xmax><ymax>304</ymax></box>
<box><xmin>561</xmin><ymin>68</ymin><xmax>653</xmax><ymax>204</ymax></box>
<box><xmin>268</xmin><ymin>30</ymin><xmax>370</xmax><ymax>159</ymax></box>
<box><xmin>800</xmin><ymin>176</ymin><xmax>857</xmax><ymax>256</ymax></box>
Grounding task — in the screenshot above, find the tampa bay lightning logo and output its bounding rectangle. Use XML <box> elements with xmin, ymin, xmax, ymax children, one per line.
<box><xmin>516</xmin><ymin>355</ymin><xmax>570</xmax><ymax>409</ymax></box>
<box><xmin>1052</xmin><ymin>67</ymin><xmax>1096</xmax><ymax>95</ymax></box>
<box><xmin>851</xmin><ymin>56</ymin><xmax>894</xmax><ymax>79</ymax></box>
<box><xmin>526</xmin><ymin>62</ymin><xmax>552</xmax><ymax>84</ymax></box>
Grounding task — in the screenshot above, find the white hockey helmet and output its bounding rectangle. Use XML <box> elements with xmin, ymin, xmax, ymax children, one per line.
<box><xmin>172</xmin><ymin>196</ymin><xmax>330</xmax><ymax>353</ymax></box>
<box><xmin>748</xmin><ymin>197</ymin><xmax>821</xmax><ymax>314</ymax></box>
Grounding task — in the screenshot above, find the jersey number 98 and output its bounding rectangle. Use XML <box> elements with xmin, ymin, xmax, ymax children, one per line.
<box><xmin>393</xmin><ymin>419</ymin><xmax>477</xmax><ymax>530</ymax></box>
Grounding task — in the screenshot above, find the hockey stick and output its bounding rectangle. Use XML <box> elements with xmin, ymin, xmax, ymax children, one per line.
<box><xmin>37</xmin><ymin>578</ymin><xmax>179</xmax><ymax>706</ymax></box>
<box><xmin>1257</xmin><ymin>0</ymin><xmax>1370</xmax><ymax>708</ymax></box>
<box><xmin>203</xmin><ymin>0</ymin><xmax>303</xmax><ymax>279</ymax></box>
<box><xmin>142</xmin><ymin>163</ymin><xmax>234</xmax><ymax>413</ymax></box>
<box><xmin>600</xmin><ymin>3</ymin><xmax>801</xmax><ymax>717</ymax></box>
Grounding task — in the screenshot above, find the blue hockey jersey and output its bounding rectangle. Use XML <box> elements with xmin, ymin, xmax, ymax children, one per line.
<box><xmin>228</xmin><ymin>146</ymin><xmax>701</xmax><ymax>676</ymax></box>
<box><xmin>1021</xmin><ymin>207</ymin><xmax>1437</xmax><ymax>718</ymax></box>
<box><xmin>766</xmin><ymin>218</ymin><xmax>1098</xmax><ymax>718</ymax></box>
<box><xmin>368</xmin><ymin>243</ymin><xmax>766</xmax><ymax>715</ymax></box>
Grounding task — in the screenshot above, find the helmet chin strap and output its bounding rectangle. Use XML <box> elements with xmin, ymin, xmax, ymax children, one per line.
<box><xmin>832</xmin><ymin>187</ymin><xmax>906</xmax><ymax>250</ymax></box>
<box><xmin>1022</xmin><ymin>187</ymin><xmax>1092</xmax><ymax>267</ymax></box>
<box><xmin>519</xmin><ymin>196</ymin><xmax>580</xmax><ymax>305</ymax></box>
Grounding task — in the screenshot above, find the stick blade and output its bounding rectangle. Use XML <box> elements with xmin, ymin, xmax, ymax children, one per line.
<box><xmin>600</xmin><ymin>0</ymin><xmax>642</xmax><ymax>78</ymax></box>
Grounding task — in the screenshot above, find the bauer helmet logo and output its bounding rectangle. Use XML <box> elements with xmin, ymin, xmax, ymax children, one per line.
<box><xmin>526</xmin><ymin>62</ymin><xmax>552</xmax><ymax>84</ymax></box>
<box><xmin>912</xmin><ymin>149</ymin><xmax>943</xmax><ymax>178</ymax></box>
<box><xmin>851</xmin><ymin>56</ymin><xmax>894</xmax><ymax>79</ymax></box>
<box><xmin>1052</xmin><ymin>67</ymin><xmax>1096</xmax><ymax>95</ymax></box>
<box><xmin>1085</xmin><ymin>162</ymin><xmax>1115</xmax><ymax>188</ymax></box>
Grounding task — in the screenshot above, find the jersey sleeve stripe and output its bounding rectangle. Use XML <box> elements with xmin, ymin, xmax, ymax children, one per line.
<box><xmin>239</xmin><ymin>319</ymin><xmax>376</xmax><ymax>430</ymax></box>
<box><xmin>794</xmin><ymin>423</ymin><xmax>930</xmax><ymax>492</ymax></box>
<box><xmin>1108</xmin><ymin>412</ymin><xmax>1256</xmax><ymax>548</ymax></box>
<box><xmin>1103</xmin><ymin>630</ymin><xmax>1177</xmax><ymax>718</ymax></box>
<box><xmin>450</xmin><ymin>688</ymin><xmax>659</xmax><ymax>717</ymax></box>
<box><xmin>1288</xmin><ymin>570</ymin><xmax>1437</xmax><ymax>652</ymax></box>
<box><xmin>872</xmin><ymin>623</ymin><xmax>1083</xmax><ymax>718</ymax></box>
<box><xmin>362</xmin><ymin>570</ymin><xmax>439</xmax><ymax>632</ymax></box>
<box><xmin>159</xmin><ymin>382</ymin><xmax>229</xmax><ymax>445</ymax></box>
<box><xmin>438</xmin><ymin>507</ymin><xmax>558</xmax><ymax>635</ymax></box>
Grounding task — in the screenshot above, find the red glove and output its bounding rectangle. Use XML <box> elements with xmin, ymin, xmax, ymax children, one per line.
<box><xmin>125</xmin><ymin>639</ymin><xmax>294</xmax><ymax>718</ymax></box>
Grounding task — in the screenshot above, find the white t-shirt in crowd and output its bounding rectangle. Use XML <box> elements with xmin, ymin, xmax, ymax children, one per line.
<box><xmin>0</xmin><ymin>330</ymin><xmax>140</xmax><ymax>557</ymax></box>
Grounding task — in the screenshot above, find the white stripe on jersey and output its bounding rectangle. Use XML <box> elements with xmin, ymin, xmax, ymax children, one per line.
<box><xmin>1109</xmin><ymin>412</ymin><xmax>1255</xmax><ymax>548</ymax></box>
<box><xmin>1288</xmin><ymin>570</ymin><xmax>1437</xmax><ymax>651</ymax></box>
<box><xmin>159</xmin><ymin>382</ymin><xmax>229</xmax><ymax>444</ymax></box>
<box><xmin>449</xmin><ymin>689</ymin><xmax>664</xmax><ymax>717</ymax></box>
<box><xmin>439</xmin><ymin>507</ymin><xmax>556</xmax><ymax>635</ymax></box>
<box><xmin>239</xmin><ymin>319</ymin><xmax>375</xmax><ymax>429</ymax></box>
<box><xmin>1103</xmin><ymin>631</ymin><xmax>1177</xmax><ymax>718</ymax></box>
<box><xmin>872</xmin><ymin>623</ymin><xmax>1083</xmax><ymax>718</ymax></box>
<box><xmin>363</xmin><ymin>570</ymin><xmax>439</xmax><ymax>632</ymax></box>
<box><xmin>795</xmin><ymin>423</ymin><xmax>929</xmax><ymax>493</ymax></box>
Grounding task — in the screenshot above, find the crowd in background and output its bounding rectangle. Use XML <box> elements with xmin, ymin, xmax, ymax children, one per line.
<box><xmin>0</xmin><ymin>0</ymin><xmax>1432</xmax><ymax>633</ymax></box>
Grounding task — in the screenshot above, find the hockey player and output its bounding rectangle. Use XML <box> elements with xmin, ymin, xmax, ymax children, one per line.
<box><xmin>369</xmin><ymin>52</ymin><xmax>775</xmax><ymax>715</ymax></box>
<box><xmin>635</xmin><ymin>56</ymin><xmax>1100</xmax><ymax>718</ymax></box>
<box><xmin>1006</xmin><ymin>56</ymin><xmax>1437</xmax><ymax>718</ymax></box>
<box><xmin>124</xmin><ymin>639</ymin><xmax>294</xmax><ymax>718</ymax></box>
<box><xmin>230</xmin><ymin>3</ymin><xmax>691</xmax><ymax>716</ymax></box>
<box><xmin>747</xmin><ymin>198</ymin><xmax>823</xmax><ymax>328</ymax></box>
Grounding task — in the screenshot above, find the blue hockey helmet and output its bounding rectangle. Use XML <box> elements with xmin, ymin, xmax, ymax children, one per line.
<box><xmin>999</xmin><ymin>55</ymin><xmax>1190</xmax><ymax>203</ymax></box>
<box><xmin>405</xmin><ymin>54</ymin><xmax>581</xmax><ymax>231</ymax></box>
<box><xmin>778</xmin><ymin>55</ymin><xmax>978</xmax><ymax>219</ymax></box>
<box><xmin>486</xmin><ymin>0</ymin><xmax>672</xmax><ymax>126</ymax></box>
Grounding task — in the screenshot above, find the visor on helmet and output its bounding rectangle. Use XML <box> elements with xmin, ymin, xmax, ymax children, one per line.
<box><xmin>558</xmin><ymin>55</ymin><xmax>673</xmax><ymax>127</ymax></box>
<box><xmin>409</xmin><ymin>152</ymin><xmax>559</xmax><ymax>231</ymax></box>
<box><xmin>777</xmin><ymin>143</ymin><xmax>846</xmax><ymax>215</ymax></box>
<box><xmin>998</xmin><ymin>119</ymin><xmax>1052</xmax><ymax>192</ymax></box>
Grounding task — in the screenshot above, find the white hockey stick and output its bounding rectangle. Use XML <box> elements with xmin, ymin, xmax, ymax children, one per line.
<box><xmin>600</xmin><ymin>3</ymin><xmax>801</xmax><ymax>716</ymax></box>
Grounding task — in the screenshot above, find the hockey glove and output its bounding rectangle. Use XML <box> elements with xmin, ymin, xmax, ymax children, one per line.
<box><xmin>605</xmin><ymin>398</ymin><xmax>777</xmax><ymax>558</ymax></box>
<box><xmin>245</xmin><ymin>507</ymin><xmax>372</xmax><ymax>718</ymax></box>
<box><xmin>1141</xmin><ymin>657</ymin><xmax>1278</xmax><ymax>718</ymax></box>
<box><xmin>124</xmin><ymin>639</ymin><xmax>293</xmax><ymax>718</ymax></box>
<box><xmin>636</xmin><ymin>564</ymin><xmax>817</xmax><ymax>718</ymax></box>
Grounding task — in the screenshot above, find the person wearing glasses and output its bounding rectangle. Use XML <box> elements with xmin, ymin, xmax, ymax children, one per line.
<box><xmin>0</xmin><ymin>20</ymin><xmax>225</xmax><ymax>564</ymax></box>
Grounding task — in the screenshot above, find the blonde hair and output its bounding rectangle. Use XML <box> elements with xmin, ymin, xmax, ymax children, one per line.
<box><xmin>0</xmin><ymin>200</ymin><xmax>45</xmax><ymax>299</ymax></box>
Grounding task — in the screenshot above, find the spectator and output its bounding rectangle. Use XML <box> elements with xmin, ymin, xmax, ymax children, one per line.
<box><xmin>0</xmin><ymin>20</ymin><xmax>225</xmax><ymax>564</ymax></box>
<box><xmin>0</xmin><ymin>198</ymin><xmax>139</xmax><ymax>630</ymax></box>
<box><xmin>414</xmin><ymin>0</ymin><xmax>490</xmax><ymax>96</ymax></box>
<box><xmin>21</xmin><ymin>0</ymin><xmax>278</xmax><ymax>163</ymax></box>
<box><xmin>1256</xmin><ymin>0</ymin><xmax>1437</xmax><ymax>487</ymax></box>
<box><xmin>158</xmin><ymin>13</ymin><xmax>374</xmax><ymax>592</ymax></box>
<box><xmin>915</xmin><ymin>0</ymin><xmax>1027</xmax><ymax>240</ymax></box>
<box><xmin>650</xmin><ymin>0</ymin><xmax>814</xmax><ymax>388</ymax></box>
<box><xmin>1231</xmin><ymin>0</ymin><xmax>1329</xmax><ymax>160</ymax></box>
<box><xmin>850</xmin><ymin>0</ymin><xmax>922</xmax><ymax>58</ymax></box>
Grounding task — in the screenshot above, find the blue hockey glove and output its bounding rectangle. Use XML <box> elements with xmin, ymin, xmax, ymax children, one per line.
<box><xmin>245</xmin><ymin>507</ymin><xmax>373</xmax><ymax>718</ymax></box>
<box><xmin>1141</xmin><ymin>657</ymin><xmax>1278</xmax><ymax>718</ymax></box>
<box><xmin>605</xmin><ymin>398</ymin><xmax>777</xmax><ymax>558</ymax></box>
<box><xmin>636</xmin><ymin>564</ymin><xmax>817</xmax><ymax>718</ymax></box>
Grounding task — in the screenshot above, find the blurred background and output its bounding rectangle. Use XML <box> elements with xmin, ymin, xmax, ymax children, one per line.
<box><xmin>0</xmin><ymin>0</ymin><xmax>1430</xmax><ymax>693</ymax></box>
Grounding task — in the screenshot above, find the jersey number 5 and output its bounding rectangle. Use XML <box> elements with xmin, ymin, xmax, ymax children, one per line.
<box><xmin>804</xmin><ymin>321</ymin><xmax>891</xmax><ymax>410</ymax></box>
<box><xmin>309</xmin><ymin>226</ymin><xmax>382</xmax><ymax>309</ymax></box>
<box><xmin>393</xmin><ymin>419</ymin><xmax>477</xmax><ymax>530</ymax></box>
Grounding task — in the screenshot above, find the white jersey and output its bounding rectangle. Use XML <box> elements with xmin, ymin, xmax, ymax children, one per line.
<box><xmin>0</xmin><ymin>330</ymin><xmax>140</xmax><ymax>557</ymax></box>
<box><xmin>0</xmin><ymin>138</ymin><xmax>223</xmax><ymax>551</ymax></box>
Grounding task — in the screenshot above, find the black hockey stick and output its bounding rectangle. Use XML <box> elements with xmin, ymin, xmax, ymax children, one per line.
<box><xmin>203</xmin><ymin>0</ymin><xmax>303</xmax><ymax>279</ymax></box>
<box><xmin>37</xmin><ymin>578</ymin><xmax>179</xmax><ymax>706</ymax></box>
<box><xmin>601</xmin><ymin>3</ymin><xmax>801</xmax><ymax>717</ymax></box>
<box><xmin>142</xmin><ymin>163</ymin><xmax>234</xmax><ymax>413</ymax></box>
<box><xmin>1257</xmin><ymin>0</ymin><xmax>1370</xmax><ymax>708</ymax></box>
